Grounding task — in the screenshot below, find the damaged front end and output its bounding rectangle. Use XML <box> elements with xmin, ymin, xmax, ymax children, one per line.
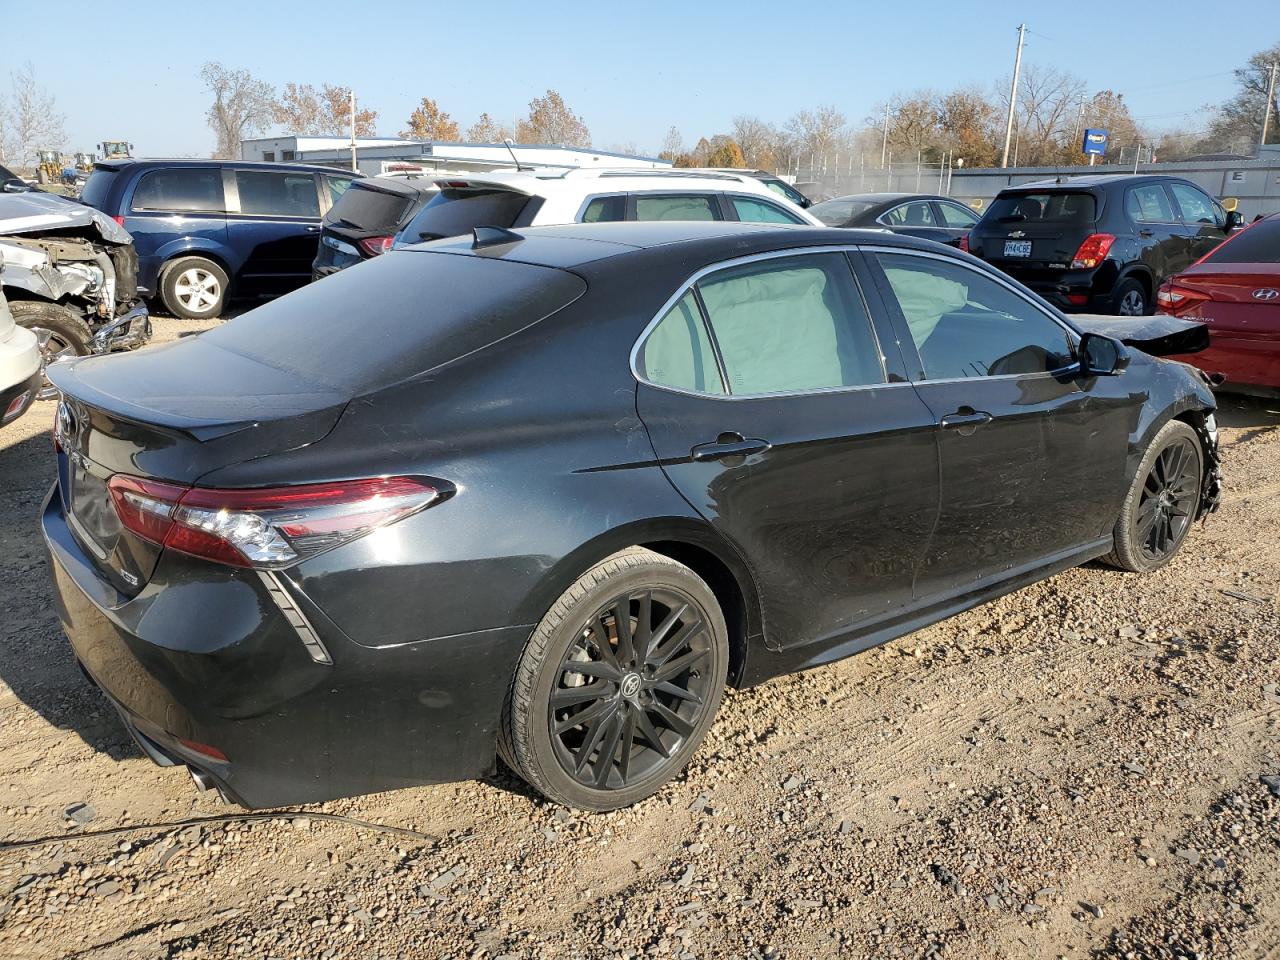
<box><xmin>0</xmin><ymin>192</ymin><xmax>151</xmax><ymax>357</ymax></box>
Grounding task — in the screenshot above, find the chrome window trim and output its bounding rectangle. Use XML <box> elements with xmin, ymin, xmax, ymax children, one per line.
<box><xmin>630</xmin><ymin>245</ymin><xmax>897</xmax><ymax>401</ymax></box>
<box><xmin>875</xmin><ymin>201</ymin><xmax>935</xmax><ymax>229</ymax></box>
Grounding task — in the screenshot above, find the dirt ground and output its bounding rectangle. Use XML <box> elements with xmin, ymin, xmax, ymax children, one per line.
<box><xmin>1</xmin><ymin>315</ymin><xmax>1278</xmax><ymax>960</ymax></box>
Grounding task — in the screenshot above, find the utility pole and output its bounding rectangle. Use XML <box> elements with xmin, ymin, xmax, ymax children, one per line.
<box><xmin>1001</xmin><ymin>23</ymin><xmax>1027</xmax><ymax>168</ymax></box>
<box><xmin>349</xmin><ymin>89</ymin><xmax>358</xmax><ymax>173</ymax></box>
<box><xmin>880</xmin><ymin>104</ymin><xmax>890</xmax><ymax>168</ymax></box>
<box><xmin>1262</xmin><ymin>61</ymin><xmax>1279</xmax><ymax>149</ymax></box>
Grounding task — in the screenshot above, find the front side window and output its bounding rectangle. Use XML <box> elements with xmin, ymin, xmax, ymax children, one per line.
<box><xmin>882</xmin><ymin>201</ymin><xmax>937</xmax><ymax>227</ymax></box>
<box><xmin>937</xmin><ymin>201</ymin><xmax>980</xmax><ymax>228</ymax></box>
<box><xmin>235</xmin><ymin>171</ymin><xmax>320</xmax><ymax>217</ymax></box>
<box><xmin>876</xmin><ymin>253</ymin><xmax>1072</xmax><ymax>379</ymax></box>
<box><xmin>130</xmin><ymin>168</ymin><xmax>224</xmax><ymax>213</ymax></box>
<box><xmin>1169</xmin><ymin>183</ymin><xmax>1219</xmax><ymax>225</ymax></box>
<box><xmin>581</xmin><ymin>195</ymin><xmax>625</xmax><ymax>223</ymax></box>
<box><xmin>634</xmin><ymin>194</ymin><xmax>719</xmax><ymax>222</ymax></box>
<box><xmin>640</xmin><ymin>290</ymin><xmax>724</xmax><ymax>394</ymax></box>
<box><xmin>697</xmin><ymin>253</ymin><xmax>883</xmax><ymax>394</ymax></box>
<box><xmin>1126</xmin><ymin>185</ymin><xmax>1176</xmax><ymax>223</ymax></box>
<box><xmin>730</xmin><ymin>196</ymin><xmax>805</xmax><ymax>224</ymax></box>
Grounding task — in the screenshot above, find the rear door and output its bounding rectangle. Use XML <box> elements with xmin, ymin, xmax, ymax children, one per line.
<box><xmin>1168</xmin><ymin>181</ymin><xmax>1230</xmax><ymax>265</ymax></box>
<box><xmin>865</xmin><ymin>249</ymin><xmax>1139</xmax><ymax>601</ymax></box>
<box><xmin>627</xmin><ymin>194</ymin><xmax>723</xmax><ymax>222</ymax></box>
<box><xmin>879</xmin><ymin>200</ymin><xmax>953</xmax><ymax>245</ymax></box>
<box><xmin>1124</xmin><ymin>182</ymin><xmax>1183</xmax><ymax>282</ymax></box>
<box><xmin>635</xmin><ymin>249</ymin><xmax>940</xmax><ymax>652</ymax></box>
<box><xmin>225</xmin><ymin>168</ymin><xmax>323</xmax><ymax>298</ymax></box>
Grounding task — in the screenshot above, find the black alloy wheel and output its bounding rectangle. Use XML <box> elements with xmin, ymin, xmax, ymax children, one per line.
<box><xmin>1134</xmin><ymin>435</ymin><xmax>1200</xmax><ymax>563</ymax></box>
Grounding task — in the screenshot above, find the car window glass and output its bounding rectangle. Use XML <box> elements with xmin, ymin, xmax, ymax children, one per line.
<box><xmin>809</xmin><ymin>198</ymin><xmax>878</xmax><ymax>226</ymax></box>
<box><xmin>937</xmin><ymin>202</ymin><xmax>980</xmax><ymax>227</ymax></box>
<box><xmin>876</xmin><ymin>253</ymin><xmax>1072</xmax><ymax>380</ymax></box>
<box><xmin>404</xmin><ymin>189</ymin><xmax>530</xmax><ymax>241</ymax></box>
<box><xmin>236</xmin><ymin>171</ymin><xmax>320</xmax><ymax>218</ymax></box>
<box><xmin>639</xmin><ymin>290</ymin><xmax>724</xmax><ymax>394</ymax></box>
<box><xmin>764</xmin><ymin>180</ymin><xmax>807</xmax><ymax>205</ymax></box>
<box><xmin>883</xmin><ymin>201</ymin><xmax>937</xmax><ymax>226</ymax></box>
<box><xmin>1126</xmin><ymin>185</ymin><xmax>1176</xmax><ymax>223</ymax></box>
<box><xmin>1170</xmin><ymin>183</ymin><xmax>1218</xmax><ymax>224</ymax></box>
<box><xmin>634</xmin><ymin>195</ymin><xmax>719</xmax><ymax>221</ymax></box>
<box><xmin>730</xmin><ymin>196</ymin><xmax>804</xmax><ymax>224</ymax></box>
<box><xmin>130</xmin><ymin>168</ymin><xmax>224</xmax><ymax>213</ymax></box>
<box><xmin>326</xmin><ymin>176</ymin><xmax>354</xmax><ymax>206</ymax></box>
<box><xmin>987</xmin><ymin>192</ymin><xmax>1096</xmax><ymax>224</ymax></box>
<box><xmin>581</xmin><ymin>196</ymin><xmax>625</xmax><ymax>223</ymax></box>
<box><xmin>696</xmin><ymin>253</ymin><xmax>884</xmax><ymax>394</ymax></box>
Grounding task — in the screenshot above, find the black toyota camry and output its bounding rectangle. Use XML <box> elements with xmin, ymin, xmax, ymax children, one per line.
<box><xmin>43</xmin><ymin>221</ymin><xmax>1221</xmax><ymax>811</ymax></box>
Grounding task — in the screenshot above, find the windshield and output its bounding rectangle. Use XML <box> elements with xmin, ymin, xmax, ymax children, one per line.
<box><xmin>1205</xmin><ymin>217</ymin><xmax>1280</xmax><ymax>263</ymax></box>
<box><xmin>986</xmin><ymin>191</ymin><xmax>1096</xmax><ymax>224</ymax></box>
<box><xmin>397</xmin><ymin>188</ymin><xmax>532</xmax><ymax>245</ymax></box>
<box><xmin>810</xmin><ymin>199</ymin><xmax>880</xmax><ymax>226</ymax></box>
<box><xmin>325</xmin><ymin>183</ymin><xmax>416</xmax><ymax>232</ymax></box>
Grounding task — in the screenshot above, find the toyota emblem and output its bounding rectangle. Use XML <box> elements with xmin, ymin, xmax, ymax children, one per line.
<box><xmin>55</xmin><ymin>401</ymin><xmax>76</xmax><ymax>442</ymax></box>
<box><xmin>1253</xmin><ymin>288</ymin><xmax>1279</xmax><ymax>301</ymax></box>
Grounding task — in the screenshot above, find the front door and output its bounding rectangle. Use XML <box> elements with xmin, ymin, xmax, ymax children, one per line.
<box><xmin>865</xmin><ymin>249</ymin><xmax>1140</xmax><ymax>602</ymax></box>
<box><xmin>224</xmin><ymin>168</ymin><xmax>322</xmax><ymax>299</ymax></box>
<box><xmin>1168</xmin><ymin>181</ymin><xmax>1230</xmax><ymax>265</ymax></box>
<box><xmin>635</xmin><ymin>251</ymin><xmax>940</xmax><ymax>651</ymax></box>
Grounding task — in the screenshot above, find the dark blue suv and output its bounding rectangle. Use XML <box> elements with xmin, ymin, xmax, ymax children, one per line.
<box><xmin>81</xmin><ymin>160</ymin><xmax>360</xmax><ymax>318</ymax></box>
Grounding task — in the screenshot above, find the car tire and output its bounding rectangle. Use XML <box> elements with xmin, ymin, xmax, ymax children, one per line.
<box><xmin>9</xmin><ymin>300</ymin><xmax>92</xmax><ymax>401</ymax></box>
<box><xmin>1102</xmin><ymin>420</ymin><xmax>1203</xmax><ymax>573</ymax></box>
<box><xmin>160</xmin><ymin>256</ymin><xmax>228</xmax><ymax>319</ymax></box>
<box><xmin>1113</xmin><ymin>278</ymin><xmax>1150</xmax><ymax>316</ymax></box>
<box><xmin>499</xmin><ymin>547</ymin><xmax>728</xmax><ymax>810</ymax></box>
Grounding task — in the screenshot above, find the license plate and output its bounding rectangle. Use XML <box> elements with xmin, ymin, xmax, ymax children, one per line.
<box><xmin>1004</xmin><ymin>240</ymin><xmax>1032</xmax><ymax>258</ymax></box>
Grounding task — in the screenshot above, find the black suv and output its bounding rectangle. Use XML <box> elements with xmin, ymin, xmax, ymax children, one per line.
<box><xmin>966</xmin><ymin>174</ymin><xmax>1243</xmax><ymax>315</ymax></box>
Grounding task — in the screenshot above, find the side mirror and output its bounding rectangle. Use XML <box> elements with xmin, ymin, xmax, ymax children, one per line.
<box><xmin>1225</xmin><ymin>210</ymin><xmax>1244</xmax><ymax>231</ymax></box>
<box><xmin>1222</xmin><ymin>197</ymin><xmax>1239</xmax><ymax>212</ymax></box>
<box><xmin>2</xmin><ymin>178</ymin><xmax>29</xmax><ymax>193</ymax></box>
<box><xmin>1078</xmin><ymin>332</ymin><xmax>1130</xmax><ymax>377</ymax></box>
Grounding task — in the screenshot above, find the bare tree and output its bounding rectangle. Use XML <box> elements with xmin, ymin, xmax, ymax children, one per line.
<box><xmin>276</xmin><ymin>83</ymin><xmax>377</xmax><ymax>138</ymax></box>
<box><xmin>731</xmin><ymin>116</ymin><xmax>778</xmax><ymax>169</ymax></box>
<box><xmin>5</xmin><ymin>63</ymin><xmax>65</xmax><ymax>169</ymax></box>
<box><xmin>1012</xmin><ymin>65</ymin><xmax>1086</xmax><ymax>165</ymax></box>
<box><xmin>658</xmin><ymin>126</ymin><xmax>683</xmax><ymax>162</ymax></box>
<box><xmin>515</xmin><ymin>90</ymin><xmax>590</xmax><ymax>147</ymax></box>
<box><xmin>1207</xmin><ymin>42</ymin><xmax>1280</xmax><ymax>149</ymax></box>
<box><xmin>201</xmin><ymin>62</ymin><xmax>276</xmax><ymax>159</ymax></box>
<box><xmin>466</xmin><ymin>113</ymin><xmax>514</xmax><ymax>142</ymax></box>
<box><xmin>786</xmin><ymin>106</ymin><xmax>847</xmax><ymax>164</ymax></box>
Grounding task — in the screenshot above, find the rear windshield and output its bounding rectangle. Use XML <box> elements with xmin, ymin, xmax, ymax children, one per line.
<box><xmin>80</xmin><ymin>169</ymin><xmax>118</xmax><ymax>210</ymax></box>
<box><xmin>987</xmin><ymin>192</ymin><xmax>1096</xmax><ymax>224</ymax></box>
<box><xmin>810</xmin><ymin>199</ymin><xmax>879</xmax><ymax>226</ymax></box>
<box><xmin>325</xmin><ymin>183</ymin><xmax>415</xmax><ymax>232</ymax></box>
<box><xmin>400</xmin><ymin>189</ymin><xmax>532</xmax><ymax>242</ymax></box>
<box><xmin>200</xmin><ymin>251</ymin><xmax>585</xmax><ymax>392</ymax></box>
<box><xmin>1205</xmin><ymin>217</ymin><xmax>1280</xmax><ymax>263</ymax></box>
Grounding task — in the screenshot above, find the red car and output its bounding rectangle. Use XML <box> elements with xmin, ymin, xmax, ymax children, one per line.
<box><xmin>1156</xmin><ymin>213</ymin><xmax>1280</xmax><ymax>393</ymax></box>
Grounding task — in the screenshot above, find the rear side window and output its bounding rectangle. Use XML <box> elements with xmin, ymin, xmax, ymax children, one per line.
<box><xmin>581</xmin><ymin>196</ymin><xmax>625</xmax><ymax>223</ymax></box>
<box><xmin>131</xmin><ymin>168</ymin><xmax>224</xmax><ymax>213</ymax></box>
<box><xmin>1204</xmin><ymin>217</ymin><xmax>1280</xmax><ymax>263</ymax></box>
<box><xmin>730</xmin><ymin>196</ymin><xmax>804</xmax><ymax>224</ymax></box>
<box><xmin>763</xmin><ymin>179</ymin><xmax>808</xmax><ymax>206</ymax></box>
<box><xmin>405</xmin><ymin>189</ymin><xmax>531</xmax><ymax>241</ymax></box>
<box><xmin>640</xmin><ymin>290</ymin><xmax>724</xmax><ymax>394</ymax></box>
<box><xmin>883</xmin><ymin>201</ymin><xmax>937</xmax><ymax>227</ymax></box>
<box><xmin>1126</xmin><ymin>185</ymin><xmax>1176</xmax><ymax>223</ymax></box>
<box><xmin>80</xmin><ymin>169</ymin><xmax>118</xmax><ymax>210</ymax></box>
<box><xmin>986</xmin><ymin>192</ymin><xmax>1096</xmax><ymax>224</ymax></box>
<box><xmin>325</xmin><ymin>184</ymin><xmax>413</xmax><ymax>231</ymax></box>
<box><xmin>634</xmin><ymin>195</ymin><xmax>719</xmax><ymax>222</ymax></box>
<box><xmin>697</xmin><ymin>253</ymin><xmax>883</xmax><ymax>394</ymax></box>
<box><xmin>810</xmin><ymin>198</ymin><xmax>878</xmax><ymax>226</ymax></box>
<box><xmin>236</xmin><ymin>171</ymin><xmax>319</xmax><ymax>217</ymax></box>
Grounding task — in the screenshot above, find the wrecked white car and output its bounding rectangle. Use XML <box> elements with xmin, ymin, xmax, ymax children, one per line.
<box><xmin>0</xmin><ymin>191</ymin><xmax>149</xmax><ymax>399</ymax></box>
<box><xmin>0</xmin><ymin>282</ymin><xmax>42</xmax><ymax>426</ymax></box>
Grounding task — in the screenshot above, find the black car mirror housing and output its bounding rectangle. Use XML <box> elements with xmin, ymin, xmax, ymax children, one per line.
<box><xmin>1077</xmin><ymin>332</ymin><xmax>1130</xmax><ymax>377</ymax></box>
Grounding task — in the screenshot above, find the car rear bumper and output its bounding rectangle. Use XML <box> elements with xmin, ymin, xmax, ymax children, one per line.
<box><xmin>983</xmin><ymin>261</ymin><xmax>1121</xmax><ymax>312</ymax></box>
<box><xmin>1</xmin><ymin>368</ymin><xmax>42</xmax><ymax>426</ymax></box>
<box><xmin>41</xmin><ymin>483</ymin><xmax>532</xmax><ymax>807</ymax></box>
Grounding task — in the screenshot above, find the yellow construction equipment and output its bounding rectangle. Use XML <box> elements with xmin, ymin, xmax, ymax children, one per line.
<box><xmin>98</xmin><ymin>140</ymin><xmax>132</xmax><ymax>160</ymax></box>
<box><xmin>36</xmin><ymin>150</ymin><xmax>62</xmax><ymax>185</ymax></box>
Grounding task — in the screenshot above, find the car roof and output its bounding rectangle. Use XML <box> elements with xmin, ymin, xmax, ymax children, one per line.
<box><xmin>1008</xmin><ymin>174</ymin><xmax>1186</xmax><ymax>191</ymax></box>
<box><xmin>818</xmin><ymin>193</ymin><xmax>955</xmax><ymax>204</ymax></box>
<box><xmin>94</xmin><ymin>158</ymin><xmax>360</xmax><ymax>176</ymax></box>
<box><xmin>429</xmin><ymin>167</ymin><xmax>774</xmax><ymax>197</ymax></box>
<box><xmin>403</xmin><ymin>220</ymin><xmax>952</xmax><ymax>269</ymax></box>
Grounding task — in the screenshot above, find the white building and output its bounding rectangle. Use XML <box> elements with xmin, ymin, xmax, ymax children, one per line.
<box><xmin>239</xmin><ymin>136</ymin><xmax>671</xmax><ymax>176</ymax></box>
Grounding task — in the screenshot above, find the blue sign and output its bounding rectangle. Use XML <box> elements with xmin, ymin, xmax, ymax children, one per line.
<box><xmin>1083</xmin><ymin>128</ymin><xmax>1109</xmax><ymax>156</ymax></box>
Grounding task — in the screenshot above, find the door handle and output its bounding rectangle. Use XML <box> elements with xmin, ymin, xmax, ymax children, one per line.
<box><xmin>939</xmin><ymin>409</ymin><xmax>993</xmax><ymax>435</ymax></box>
<box><xmin>691</xmin><ymin>433</ymin><xmax>771</xmax><ymax>462</ymax></box>
<box><xmin>1138</xmin><ymin>228</ymin><xmax>1154</xmax><ymax>238</ymax></box>
<box><xmin>306</xmin><ymin>225</ymin><xmax>320</xmax><ymax>233</ymax></box>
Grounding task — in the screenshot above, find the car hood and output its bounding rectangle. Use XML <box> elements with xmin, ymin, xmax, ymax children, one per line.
<box><xmin>0</xmin><ymin>192</ymin><xmax>133</xmax><ymax>245</ymax></box>
<box><xmin>1071</xmin><ymin>313</ymin><xmax>1209</xmax><ymax>356</ymax></box>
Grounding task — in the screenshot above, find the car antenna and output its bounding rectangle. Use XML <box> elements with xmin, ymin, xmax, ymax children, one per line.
<box><xmin>472</xmin><ymin>225</ymin><xmax>524</xmax><ymax>249</ymax></box>
<box><xmin>502</xmin><ymin>137</ymin><xmax>528</xmax><ymax>172</ymax></box>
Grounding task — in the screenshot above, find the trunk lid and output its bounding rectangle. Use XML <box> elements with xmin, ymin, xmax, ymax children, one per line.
<box><xmin>1174</xmin><ymin>263</ymin><xmax>1280</xmax><ymax>337</ymax></box>
<box><xmin>972</xmin><ymin>190</ymin><xmax>1099</xmax><ymax>267</ymax></box>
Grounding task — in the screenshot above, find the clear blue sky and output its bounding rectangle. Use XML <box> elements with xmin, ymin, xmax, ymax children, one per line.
<box><xmin>9</xmin><ymin>0</ymin><xmax>1275</xmax><ymax>157</ymax></box>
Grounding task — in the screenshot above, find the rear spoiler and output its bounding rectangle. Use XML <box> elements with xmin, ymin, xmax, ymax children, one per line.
<box><xmin>1070</xmin><ymin>314</ymin><xmax>1209</xmax><ymax>357</ymax></box>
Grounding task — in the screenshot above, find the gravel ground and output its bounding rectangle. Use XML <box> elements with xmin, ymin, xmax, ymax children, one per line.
<box><xmin>1</xmin><ymin>314</ymin><xmax>1278</xmax><ymax>960</ymax></box>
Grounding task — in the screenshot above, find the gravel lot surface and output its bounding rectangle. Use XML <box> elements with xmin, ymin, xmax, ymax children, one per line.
<box><xmin>1</xmin><ymin>315</ymin><xmax>1277</xmax><ymax>960</ymax></box>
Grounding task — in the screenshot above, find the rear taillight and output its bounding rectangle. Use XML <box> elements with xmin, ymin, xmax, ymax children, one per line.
<box><xmin>106</xmin><ymin>475</ymin><xmax>441</xmax><ymax>568</ymax></box>
<box><xmin>1156</xmin><ymin>282</ymin><xmax>1209</xmax><ymax>315</ymax></box>
<box><xmin>1070</xmin><ymin>233</ymin><xmax>1116</xmax><ymax>269</ymax></box>
<box><xmin>357</xmin><ymin>235</ymin><xmax>393</xmax><ymax>257</ymax></box>
<box><xmin>958</xmin><ymin>234</ymin><xmax>970</xmax><ymax>253</ymax></box>
<box><xmin>112</xmin><ymin>215</ymin><xmax>125</xmax><ymax>227</ymax></box>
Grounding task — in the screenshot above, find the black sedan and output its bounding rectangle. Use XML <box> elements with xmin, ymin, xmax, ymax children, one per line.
<box><xmin>810</xmin><ymin>192</ymin><xmax>980</xmax><ymax>246</ymax></box>
<box><xmin>43</xmin><ymin>221</ymin><xmax>1220</xmax><ymax>811</ymax></box>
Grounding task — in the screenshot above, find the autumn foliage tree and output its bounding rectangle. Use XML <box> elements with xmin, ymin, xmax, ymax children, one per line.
<box><xmin>401</xmin><ymin>97</ymin><xmax>459</xmax><ymax>141</ymax></box>
<box><xmin>275</xmin><ymin>82</ymin><xmax>378</xmax><ymax>137</ymax></box>
<box><xmin>466</xmin><ymin>113</ymin><xmax>514</xmax><ymax>142</ymax></box>
<box><xmin>515</xmin><ymin>90</ymin><xmax>590</xmax><ymax>147</ymax></box>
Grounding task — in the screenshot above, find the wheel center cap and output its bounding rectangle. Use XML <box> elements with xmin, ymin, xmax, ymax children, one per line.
<box><xmin>620</xmin><ymin>673</ymin><xmax>642</xmax><ymax>699</ymax></box>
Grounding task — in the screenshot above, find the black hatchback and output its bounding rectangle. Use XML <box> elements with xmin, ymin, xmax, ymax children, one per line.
<box><xmin>966</xmin><ymin>174</ymin><xmax>1243</xmax><ymax>315</ymax></box>
<box><xmin>44</xmin><ymin>221</ymin><xmax>1220</xmax><ymax>811</ymax></box>
<box><xmin>312</xmin><ymin>176</ymin><xmax>438</xmax><ymax>280</ymax></box>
